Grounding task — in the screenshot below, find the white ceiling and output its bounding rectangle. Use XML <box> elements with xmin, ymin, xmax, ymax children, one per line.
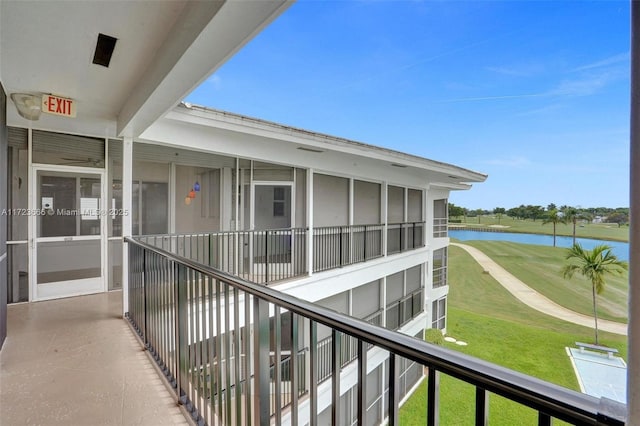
<box><xmin>0</xmin><ymin>0</ymin><xmax>291</xmax><ymax>138</ymax></box>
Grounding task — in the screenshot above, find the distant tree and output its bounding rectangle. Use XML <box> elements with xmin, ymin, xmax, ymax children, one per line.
<box><xmin>528</xmin><ymin>205</ymin><xmax>545</xmax><ymax>221</ymax></box>
<box><xmin>493</xmin><ymin>208</ymin><xmax>506</xmax><ymax>224</ymax></box>
<box><xmin>448</xmin><ymin>203</ymin><xmax>466</xmax><ymax>219</ymax></box>
<box><xmin>561</xmin><ymin>244</ymin><xmax>628</xmax><ymax>345</ymax></box>
<box><xmin>547</xmin><ymin>203</ymin><xmax>557</xmax><ymax>211</ymax></box>
<box><xmin>542</xmin><ymin>209</ymin><xmax>567</xmax><ymax>247</ymax></box>
<box><xmin>606</xmin><ymin>212</ymin><xmax>628</xmax><ymax>227</ymax></box>
<box><xmin>507</xmin><ymin>206</ymin><xmax>524</xmax><ymax>220</ymax></box>
<box><xmin>475</xmin><ymin>208</ymin><xmax>483</xmax><ymax>224</ymax></box>
<box><xmin>562</xmin><ymin>206</ymin><xmax>580</xmax><ymax>245</ymax></box>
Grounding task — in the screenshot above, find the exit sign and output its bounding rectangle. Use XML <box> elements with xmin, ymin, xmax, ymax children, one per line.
<box><xmin>42</xmin><ymin>95</ymin><xmax>76</xmax><ymax>118</ymax></box>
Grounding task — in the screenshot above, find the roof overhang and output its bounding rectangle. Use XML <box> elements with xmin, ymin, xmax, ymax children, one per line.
<box><xmin>1</xmin><ymin>0</ymin><xmax>292</xmax><ymax>138</ymax></box>
<box><xmin>140</xmin><ymin>104</ymin><xmax>488</xmax><ymax>190</ymax></box>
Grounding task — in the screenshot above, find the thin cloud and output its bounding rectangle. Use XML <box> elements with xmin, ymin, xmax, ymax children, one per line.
<box><xmin>548</xmin><ymin>70</ymin><xmax>622</xmax><ymax>97</ymax></box>
<box><xmin>438</xmin><ymin>93</ymin><xmax>545</xmax><ymax>103</ymax></box>
<box><xmin>485</xmin><ymin>63</ymin><xmax>544</xmax><ymax>77</ymax></box>
<box><xmin>205</xmin><ymin>74</ymin><xmax>222</xmax><ymax>90</ymax></box>
<box><xmin>516</xmin><ymin>103</ymin><xmax>565</xmax><ymax>117</ymax></box>
<box><xmin>439</xmin><ymin>69</ymin><xmax>623</xmax><ymax>103</ymax></box>
<box><xmin>571</xmin><ymin>52</ymin><xmax>629</xmax><ymax>72</ymax></box>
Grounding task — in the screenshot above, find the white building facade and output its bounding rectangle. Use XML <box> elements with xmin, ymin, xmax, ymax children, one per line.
<box><xmin>5</xmin><ymin>2</ymin><xmax>636</xmax><ymax>425</ymax></box>
<box><xmin>4</xmin><ymin>101</ymin><xmax>485</xmax><ymax>423</ymax></box>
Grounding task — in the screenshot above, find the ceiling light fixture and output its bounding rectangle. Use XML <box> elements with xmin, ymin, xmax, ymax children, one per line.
<box><xmin>10</xmin><ymin>93</ymin><xmax>42</xmax><ymax>120</ymax></box>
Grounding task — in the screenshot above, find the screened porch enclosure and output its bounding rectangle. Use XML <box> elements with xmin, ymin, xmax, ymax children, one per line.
<box><xmin>5</xmin><ymin>132</ymin><xmax>429</xmax><ymax>302</ymax></box>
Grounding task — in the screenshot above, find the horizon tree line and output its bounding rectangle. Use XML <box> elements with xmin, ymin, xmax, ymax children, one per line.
<box><xmin>449</xmin><ymin>203</ymin><xmax>629</xmax><ymax>227</ymax></box>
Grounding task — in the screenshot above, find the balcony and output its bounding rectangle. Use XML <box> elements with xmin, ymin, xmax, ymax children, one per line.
<box><xmin>0</xmin><ymin>291</ymin><xmax>189</xmax><ymax>425</ymax></box>
<box><xmin>138</xmin><ymin>222</ymin><xmax>425</xmax><ymax>285</ymax></box>
<box><xmin>124</xmin><ymin>237</ymin><xmax>627</xmax><ymax>425</ymax></box>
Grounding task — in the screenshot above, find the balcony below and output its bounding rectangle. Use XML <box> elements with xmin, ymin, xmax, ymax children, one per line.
<box><xmin>0</xmin><ymin>292</ymin><xmax>187</xmax><ymax>426</ymax></box>
<box><xmin>137</xmin><ymin>222</ymin><xmax>425</xmax><ymax>286</ymax></box>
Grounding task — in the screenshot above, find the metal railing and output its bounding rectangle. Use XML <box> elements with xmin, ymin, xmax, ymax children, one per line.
<box><xmin>385</xmin><ymin>288</ymin><xmax>424</xmax><ymax>330</ymax></box>
<box><xmin>140</xmin><ymin>222</ymin><xmax>425</xmax><ymax>283</ymax></box>
<box><xmin>433</xmin><ymin>217</ymin><xmax>447</xmax><ymax>238</ymax></box>
<box><xmin>312</xmin><ymin>224</ymin><xmax>384</xmax><ymax>272</ymax></box>
<box><xmin>387</xmin><ymin>222</ymin><xmax>425</xmax><ymax>255</ymax></box>
<box><xmin>126</xmin><ymin>236</ymin><xmax>625</xmax><ymax>425</ymax></box>
<box><xmin>316</xmin><ymin>310</ymin><xmax>385</xmax><ymax>383</ymax></box>
<box><xmin>137</xmin><ymin>228</ymin><xmax>307</xmax><ymax>284</ymax></box>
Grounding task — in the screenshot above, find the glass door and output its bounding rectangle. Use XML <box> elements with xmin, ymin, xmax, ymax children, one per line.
<box><xmin>32</xmin><ymin>168</ymin><xmax>106</xmax><ymax>300</ymax></box>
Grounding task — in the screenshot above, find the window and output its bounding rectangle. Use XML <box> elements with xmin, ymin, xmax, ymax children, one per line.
<box><xmin>433</xmin><ymin>199</ymin><xmax>448</xmax><ymax>238</ymax></box>
<box><xmin>433</xmin><ymin>247</ymin><xmax>448</xmax><ymax>288</ymax></box>
<box><xmin>273</xmin><ymin>186</ymin><xmax>285</xmax><ymax>216</ymax></box>
<box><xmin>432</xmin><ymin>297</ymin><xmax>447</xmax><ymax>330</ymax></box>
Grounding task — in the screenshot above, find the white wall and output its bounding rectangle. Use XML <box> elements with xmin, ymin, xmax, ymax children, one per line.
<box><xmin>133</xmin><ymin>160</ymin><xmax>169</xmax><ymax>182</ymax></box>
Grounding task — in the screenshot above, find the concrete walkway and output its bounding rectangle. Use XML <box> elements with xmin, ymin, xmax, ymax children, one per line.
<box><xmin>0</xmin><ymin>291</ymin><xmax>189</xmax><ymax>425</ymax></box>
<box><xmin>451</xmin><ymin>243</ymin><xmax>628</xmax><ymax>336</ymax></box>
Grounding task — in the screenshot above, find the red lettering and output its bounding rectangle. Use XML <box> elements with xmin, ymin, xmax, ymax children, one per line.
<box><xmin>43</xmin><ymin>96</ymin><xmax>74</xmax><ymax>116</ymax></box>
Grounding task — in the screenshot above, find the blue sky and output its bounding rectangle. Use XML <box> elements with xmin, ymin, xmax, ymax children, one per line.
<box><xmin>185</xmin><ymin>1</ymin><xmax>630</xmax><ymax>210</ymax></box>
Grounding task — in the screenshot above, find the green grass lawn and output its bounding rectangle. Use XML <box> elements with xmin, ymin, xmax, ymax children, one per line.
<box><xmin>451</xmin><ymin>215</ymin><xmax>629</xmax><ymax>242</ymax></box>
<box><xmin>458</xmin><ymin>241</ymin><xmax>628</xmax><ymax>323</ymax></box>
<box><xmin>398</xmin><ymin>245</ymin><xmax>627</xmax><ymax>425</ymax></box>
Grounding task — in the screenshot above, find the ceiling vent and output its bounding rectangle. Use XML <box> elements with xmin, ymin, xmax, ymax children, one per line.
<box><xmin>92</xmin><ymin>33</ymin><xmax>118</xmax><ymax>67</ymax></box>
<box><xmin>297</xmin><ymin>147</ymin><xmax>324</xmax><ymax>153</ymax></box>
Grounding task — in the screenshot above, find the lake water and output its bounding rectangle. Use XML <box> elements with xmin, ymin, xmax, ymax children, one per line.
<box><xmin>449</xmin><ymin>230</ymin><xmax>629</xmax><ymax>261</ymax></box>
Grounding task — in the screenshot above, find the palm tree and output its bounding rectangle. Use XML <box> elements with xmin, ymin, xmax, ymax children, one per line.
<box><xmin>562</xmin><ymin>206</ymin><xmax>582</xmax><ymax>246</ymax></box>
<box><xmin>542</xmin><ymin>209</ymin><xmax>567</xmax><ymax>247</ymax></box>
<box><xmin>561</xmin><ymin>244</ymin><xmax>628</xmax><ymax>345</ymax></box>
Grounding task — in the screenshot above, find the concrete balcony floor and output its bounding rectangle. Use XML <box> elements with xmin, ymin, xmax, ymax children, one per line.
<box><xmin>0</xmin><ymin>291</ymin><xmax>188</xmax><ymax>425</ymax></box>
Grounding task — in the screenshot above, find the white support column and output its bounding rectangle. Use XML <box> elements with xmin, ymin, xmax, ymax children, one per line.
<box><xmin>403</xmin><ymin>187</ymin><xmax>408</xmax><ymax>223</ymax></box>
<box><xmin>348</xmin><ymin>178</ymin><xmax>354</xmax><ymax>226</ymax></box>
<box><xmin>249</xmin><ymin>161</ymin><xmax>254</xmax><ymax>230</ymax></box>
<box><xmin>382</xmin><ymin>183</ymin><xmax>388</xmax><ymax>256</ymax></box>
<box><xmin>307</xmin><ymin>169</ymin><xmax>313</xmax><ymax>276</ymax></box>
<box><xmin>235</xmin><ymin>158</ymin><xmax>240</xmax><ymax>231</ymax></box>
<box><xmin>628</xmin><ymin>2</ymin><xmax>640</xmax><ymax>421</ymax></box>
<box><xmin>27</xmin><ymin>127</ymin><xmax>33</xmax><ymax>302</ymax></box>
<box><xmin>169</xmin><ymin>162</ymin><xmax>176</xmax><ymax>233</ymax></box>
<box><xmin>121</xmin><ymin>137</ymin><xmax>133</xmax><ymax>317</ymax></box>
<box><xmin>424</xmin><ymin>185</ymin><xmax>430</xmax><ymax>247</ymax></box>
<box><xmin>381</xmin><ymin>276</ymin><xmax>387</xmax><ymax>327</ymax></box>
<box><xmin>221</xmin><ymin>167</ymin><xmax>233</xmax><ymax>231</ymax></box>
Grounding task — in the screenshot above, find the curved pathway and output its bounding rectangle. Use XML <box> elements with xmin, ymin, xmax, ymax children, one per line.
<box><xmin>451</xmin><ymin>243</ymin><xmax>627</xmax><ymax>336</ymax></box>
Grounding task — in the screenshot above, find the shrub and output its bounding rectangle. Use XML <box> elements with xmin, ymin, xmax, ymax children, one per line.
<box><xmin>425</xmin><ymin>328</ymin><xmax>444</xmax><ymax>345</ymax></box>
